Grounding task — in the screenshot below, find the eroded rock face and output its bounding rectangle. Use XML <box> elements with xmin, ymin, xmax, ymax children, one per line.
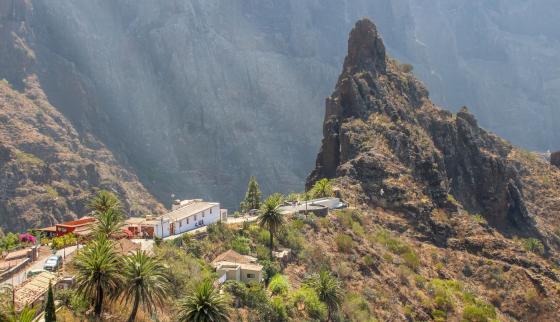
<box><xmin>308</xmin><ymin>19</ymin><xmax>559</xmax><ymax>242</ymax></box>
<box><xmin>0</xmin><ymin>2</ymin><xmax>165</xmax><ymax>231</ymax></box>
<box><xmin>551</xmin><ymin>151</ymin><xmax>560</xmax><ymax>168</ymax></box>
<box><xmin>0</xmin><ymin>77</ymin><xmax>165</xmax><ymax>231</ymax></box>
<box><xmin>4</xmin><ymin>0</ymin><xmax>559</xmax><ymax>211</ymax></box>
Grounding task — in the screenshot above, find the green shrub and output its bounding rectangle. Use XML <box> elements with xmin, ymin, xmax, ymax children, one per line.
<box><xmin>207</xmin><ymin>221</ymin><xmax>235</xmax><ymax>242</ymax></box>
<box><xmin>290</xmin><ymin>287</ymin><xmax>327</xmax><ymax>321</ymax></box>
<box><xmin>258</xmin><ymin>229</ymin><xmax>271</xmax><ymax>247</ymax></box>
<box><xmin>0</xmin><ymin>233</ymin><xmax>20</xmax><ymax>251</ymax></box>
<box><xmin>428</xmin><ymin>279</ymin><xmax>461</xmax><ymax>313</ymax></box>
<box><xmin>270</xmin><ymin>296</ymin><xmax>289</xmax><ymax>322</ymax></box>
<box><xmin>224</xmin><ymin>280</ymin><xmax>248</xmax><ymax>306</ymax></box>
<box><xmin>462</xmin><ymin>302</ymin><xmax>496</xmax><ymax>322</ymax></box>
<box><xmin>522</xmin><ymin>238</ymin><xmax>545</xmax><ymax>255</ymax></box>
<box><xmin>374</xmin><ymin>229</ymin><xmax>420</xmax><ymax>270</ymax></box>
<box><xmin>341</xmin><ymin>293</ymin><xmax>373</xmax><ymax>322</ymax></box>
<box><xmin>431</xmin><ymin>309</ymin><xmax>447</xmax><ymax>321</ymax></box>
<box><xmin>230</xmin><ymin>236</ymin><xmax>251</xmax><ymax>255</ymax></box>
<box><xmin>183</xmin><ymin>237</ymin><xmax>203</xmax><ymax>258</ymax></box>
<box><xmin>268</xmin><ymin>274</ymin><xmax>290</xmax><ymax>295</ymax></box>
<box><xmin>336</xmin><ymin>209</ymin><xmax>363</xmax><ymax>229</ymax></box>
<box><xmin>256</xmin><ymin>244</ymin><xmax>271</xmax><ymax>260</ymax></box>
<box><xmin>335</xmin><ymin>234</ymin><xmax>354</xmax><ymax>253</ymax></box>
<box><xmin>363</xmin><ymin>255</ymin><xmax>375</xmax><ymax>267</ymax></box>
<box><xmin>351</xmin><ymin>221</ymin><xmax>365</xmax><ymax>237</ymax></box>
<box><xmin>259</xmin><ymin>260</ymin><xmax>280</xmax><ymax>284</ymax></box>
<box><xmin>402</xmin><ymin>249</ymin><xmax>420</xmax><ymax>271</ymax></box>
<box><xmin>245</xmin><ymin>282</ymin><xmax>269</xmax><ymax>308</ymax></box>
<box><xmin>472</xmin><ymin>214</ymin><xmax>487</xmax><ymax>224</ymax></box>
<box><xmin>277</xmin><ymin>224</ymin><xmax>305</xmax><ymax>253</ymax></box>
<box><xmin>301</xmin><ymin>245</ymin><xmax>331</xmax><ymax>271</ymax></box>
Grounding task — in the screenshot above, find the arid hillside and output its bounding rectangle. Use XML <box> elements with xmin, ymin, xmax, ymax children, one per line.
<box><xmin>0</xmin><ymin>77</ymin><xmax>164</xmax><ymax>231</ymax></box>
<box><xmin>307</xmin><ymin>19</ymin><xmax>560</xmax><ymax>321</ymax></box>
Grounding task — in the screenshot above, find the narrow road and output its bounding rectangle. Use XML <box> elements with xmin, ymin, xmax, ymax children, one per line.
<box><xmin>2</xmin><ymin>245</ymin><xmax>80</xmax><ymax>287</ymax></box>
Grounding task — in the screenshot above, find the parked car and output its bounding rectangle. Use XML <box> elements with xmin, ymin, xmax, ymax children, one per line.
<box><xmin>26</xmin><ymin>268</ymin><xmax>47</xmax><ymax>278</ymax></box>
<box><xmin>43</xmin><ymin>255</ymin><xmax>63</xmax><ymax>271</ymax></box>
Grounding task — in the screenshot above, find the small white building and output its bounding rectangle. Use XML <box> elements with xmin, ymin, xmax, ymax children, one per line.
<box><xmin>126</xmin><ymin>199</ymin><xmax>227</xmax><ymax>238</ymax></box>
<box><xmin>212</xmin><ymin>250</ymin><xmax>263</xmax><ymax>284</ymax></box>
<box><xmin>154</xmin><ymin>199</ymin><xmax>223</xmax><ymax>238</ymax></box>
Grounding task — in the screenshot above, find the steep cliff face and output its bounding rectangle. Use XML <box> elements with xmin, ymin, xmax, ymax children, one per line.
<box><xmin>0</xmin><ymin>0</ymin><xmax>164</xmax><ymax>231</ymax></box>
<box><xmin>308</xmin><ymin>19</ymin><xmax>560</xmax><ymax>320</ymax></box>
<box><xmin>2</xmin><ymin>0</ymin><xmax>557</xmax><ymax>211</ymax></box>
<box><xmin>0</xmin><ymin>77</ymin><xmax>165</xmax><ymax>231</ymax></box>
<box><xmin>309</xmin><ymin>17</ymin><xmax>560</xmax><ymax>254</ymax></box>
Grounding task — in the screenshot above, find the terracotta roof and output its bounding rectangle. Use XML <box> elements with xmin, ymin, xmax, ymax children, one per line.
<box><xmin>36</xmin><ymin>226</ymin><xmax>57</xmax><ymax>232</ymax></box>
<box><xmin>212</xmin><ymin>250</ymin><xmax>253</xmax><ymax>265</ymax></box>
<box><xmin>56</xmin><ymin>216</ymin><xmax>96</xmax><ymax>228</ymax></box>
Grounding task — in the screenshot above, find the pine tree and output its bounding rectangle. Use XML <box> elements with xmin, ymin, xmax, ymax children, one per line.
<box><xmin>241</xmin><ymin>176</ymin><xmax>261</xmax><ymax>212</ymax></box>
<box><xmin>44</xmin><ymin>281</ymin><xmax>56</xmax><ymax>322</ymax></box>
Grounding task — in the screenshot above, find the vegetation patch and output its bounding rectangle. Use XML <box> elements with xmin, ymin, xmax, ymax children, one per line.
<box><xmin>373</xmin><ymin>229</ymin><xmax>420</xmax><ymax>271</ymax></box>
<box><xmin>335</xmin><ymin>233</ymin><xmax>354</xmax><ymax>253</ymax></box>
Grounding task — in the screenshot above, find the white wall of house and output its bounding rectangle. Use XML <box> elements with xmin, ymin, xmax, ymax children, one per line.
<box><xmin>172</xmin><ymin>204</ymin><xmax>221</xmax><ymax>235</ymax></box>
<box><xmin>153</xmin><ymin>220</ymin><xmax>171</xmax><ymax>238</ymax></box>
<box><xmin>310</xmin><ymin>197</ymin><xmax>341</xmax><ymax>209</ymax></box>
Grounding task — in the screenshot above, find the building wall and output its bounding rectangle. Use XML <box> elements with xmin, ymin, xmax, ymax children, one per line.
<box><xmin>173</xmin><ymin>204</ymin><xmax>221</xmax><ymax>235</ymax></box>
<box><xmin>153</xmin><ymin>221</ymin><xmax>170</xmax><ymax>238</ymax></box>
<box><xmin>311</xmin><ymin>198</ymin><xmax>341</xmax><ymax>209</ymax></box>
<box><xmin>240</xmin><ymin>269</ymin><xmax>262</xmax><ymax>283</ymax></box>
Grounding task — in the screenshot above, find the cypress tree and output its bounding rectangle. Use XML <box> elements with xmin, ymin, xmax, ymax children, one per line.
<box><xmin>241</xmin><ymin>176</ymin><xmax>261</xmax><ymax>212</ymax></box>
<box><xmin>44</xmin><ymin>281</ymin><xmax>56</xmax><ymax>322</ymax></box>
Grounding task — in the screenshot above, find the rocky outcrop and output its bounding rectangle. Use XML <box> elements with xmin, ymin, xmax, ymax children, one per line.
<box><xmin>0</xmin><ymin>77</ymin><xmax>165</xmax><ymax>231</ymax></box>
<box><xmin>307</xmin><ymin>18</ymin><xmax>560</xmax><ymax>320</ymax></box>
<box><xmin>2</xmin><ymin>0</ymin><xmax>558</xmax><ymax>212</ymax></box>
<box><xmin>551</xmin><ymin>151</ymin><xmax>560</xmax><ymax>168</ymax></box>
<box><xmin>309</xmin><ymin>19</ymin><xmax>560</xmax><ymax>246</ymax></box>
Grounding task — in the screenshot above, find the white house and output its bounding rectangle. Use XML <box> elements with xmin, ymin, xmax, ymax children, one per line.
<box><xmin>125</xmin><ymin>199</ymin><xmax>226</xmax><ymax>238</ymax></box>
<box><xmin>153</xmin><ymin>199</ymin><xmax>222</xmax><ymax>238</ymax></box>
<box><xmin>212</xmin><ymin>250</ymin><xmax>263</xmax><ymax>284</ymax></box>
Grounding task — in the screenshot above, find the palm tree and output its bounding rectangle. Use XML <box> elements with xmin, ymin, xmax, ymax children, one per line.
<box><xmin>304</xmin><ymin>270</ymin><xmax>343</xmax><ymax>321</ymax></box>
<box><xmin>121</xmin><ymin>250</ymin><xmax>172</xmax><ymax>322</ymax></box>
<box><xmin>8</xmin><ymin>306</ymin><xmax>36</xmax><ymax>322</ymax></box>
<box><xmin>74</xmin><ymin>236</ymin><xmax>122</xmax><ymax>317</ymax></box>
<box><xmin>89</xmin><ymin>190</ymin><xmax>121</xmax><ymax>214</ymax></box>
<box><xmin>258</xmin><ymin>194</ymin><xmax>285</xmax><ymax>258</ymax></box>
<box><xmin>177</xmin><ymin>280</ymin><xmax>230</xmax><ymax>322</ymax></box>
<box><xmin>94</xmin><ymin>208</ymin><xmax>125</xmax><ymax>238</ymax></box>
<box><xmin>310</xmin><ymin>178</ymin><xmax>334</xmax><ymax>198</ymax></box>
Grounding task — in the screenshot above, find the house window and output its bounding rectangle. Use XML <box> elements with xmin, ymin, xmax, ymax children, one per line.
<box><xmin>194</xmin><ymin>215</ymin><xmax>197</xmax><ymax>221</ymax></box>
<box><xmin>187</xmin><ymin>217</ymin><xmax>189</xmax><ymax>224</ymax></box>
<box><xmin>210</xmin><ymin>208</ymin><xmax>213</xmax><ymax>214</ymax></box>
<box><xmin>247</xmin><ymin>273</ymin><xmax>255</xmax><ymax>279</ymax></box>
<box><xmin>202</xmin><ymin>211</ymin><xmax>205</xmax><ymax>218</ymax></box>
<box><xmin>179</xmin><ymin>221</ymin><xmax>182</xmax><ymax>228</ymax></box>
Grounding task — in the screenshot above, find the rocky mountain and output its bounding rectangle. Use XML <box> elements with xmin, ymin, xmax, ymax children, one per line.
<box><xmin>0</xmin><ymin>1</ymin><xmax>164</xmax><ymax>231</ymax></box>
<box><xmin>2</xmin><ymin>0</ymin><xmax>559</xmax><ymax>213</ymax></box>
<box><xmin>2</xmin><ymin>0</ymin><xmax>560</xmax><ymax>230</ymax></box>
<box><xmin>307</xmin><ymin>19</ymin><xmax>560</xmax><ymax>320</ymax></box>
<box><xmin>0</xmin><ymin>76</ymin><xmax>164</xmax><ymax>232</ymax></box>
